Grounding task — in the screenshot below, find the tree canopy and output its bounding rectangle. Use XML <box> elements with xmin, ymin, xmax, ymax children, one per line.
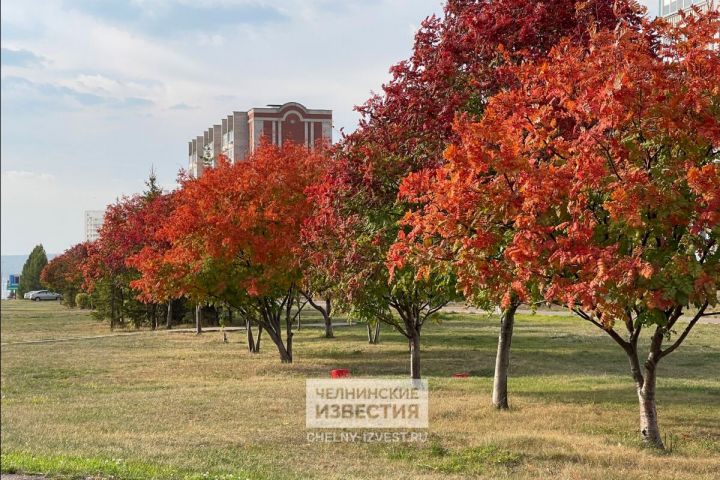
<box><xmin>305</xmin><ymin>0</ymin><xmax>642</xmax><ymax>380</ymax></box>
<box><xmin>41</xmin><ymin>242</ymin><xmax>89</xmax><ymax>307</ymax></box>
<box><xmin>18</xmin><ymin>244</ymin><xmax>48</xmax><ymax>297</ymax></box>
<box><xmin>393</xmin><ymin>8</ymin><xmax>720</xmax><ymax>446</ymax></box>
<box><xmin>132</xmin><ymin>142</ymin><xmax>330</xmax><ymax>362</ymax></box>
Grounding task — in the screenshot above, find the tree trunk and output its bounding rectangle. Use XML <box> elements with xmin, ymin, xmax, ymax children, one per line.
<box><xmin>246</xmin><ymin>318</ymin><xmax>261</xmax><ymax>353</ymax></box>
<box><xmin>195</xmin><ymin>305</ymin><xmax>202</xmax><ymax>335</ymax></box>
<box><xmin>119</xmin><ymin>288</ymin><xmax>124</xmax><ymax>325</ymax></box>
<box><xmin>286</xmin><ymin>306</ymin><xmax>294</xmax><ymax>363</ymax></box>
<box><xmin>166</xmin><ymin>300</ymin><xmax>172</xmax><ymax>329</ymax></box>
<box><xmin>638</xmin><ymin>368</ymin><xmax>663</xmax><ymax>449</ymax></box>
<box><xmin>302</xmin><ymin>293</ymin><xmax>334</xmax><ymax>338</ymax></box>
<box><xmin>323</xmin><ymin>298</ymin><xmax>334</xmax><ymax>338</ymax></box>
<box><xmin>246</xmin><ymin>318</ymin><xmax>255</xmax><ymax>352</ymax></box>
<box><xmin>264</xmin><ymin>325</ymin><xmax>292</xmax><ymax>363</ymax></box>
<box><xmin>623</xmin><ymin>327</ymin><xmax>665</xmax><ymax>449</ymax></box>
<box><xmin>492</xmin><ymin>303</ymin><xmax>518</xmax><ymax>410</ymax></box>
<box><xmin>110</xmin><ymin>284</ymin><xmax>116</xmax><ymax>331</ymax></box>
<box><xmin>409</xmin><ymin>331</ymin><xmax>421</xmax><ymax>379</ymax></box>
<box><xmin>150</xmin><ymin>304</ymin><xmax>157</xmax><ymax>330</ymax></box>
<box><xmin>286</xmin><ymin>331</ymin><xmax>293</xmax><ymax>362</ymax></box>
<box><xmin>367</xmin><ymin>322</ymin><xmax>380</xmax><ymax>344</ymax></box>
<box><xmin>323</xmin><ymin>311</ymin><xmax>334</xmax><ymax>338</ymax></box>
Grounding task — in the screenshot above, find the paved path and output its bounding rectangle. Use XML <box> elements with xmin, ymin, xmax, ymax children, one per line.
<box><xmin>0</xmin><ymin>323</ymin><xmax>354</xmax><ymax>346</ymax></box>
<box><xmin>443</xmin><ymin>304</ymin><xmax>720</xmax><ymax>324</ymax></box>
<box><xmin>2</xmin><ymin>306</ymin><xmax>717</xmax><ymax>347</ymax></box>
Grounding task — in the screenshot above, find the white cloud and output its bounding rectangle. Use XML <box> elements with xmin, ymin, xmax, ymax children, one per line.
<box><xmin>4</xmin><ymin>0</ymin><xmax>659</xmax><ymax>256</ymax></box>
<box><xmin>2</xmin><ymin>170</ymin><xmax>55</xmax><ymax>181</ymax></box>
<box><xmin>74</xmin><ymin>74</ymin><xmax>122</xmax><ymax>94</ymax></box>
<box><xmin>1</xmin><ymin>168</ymin><xmax>136</xmax><ymax>255</ymax></box>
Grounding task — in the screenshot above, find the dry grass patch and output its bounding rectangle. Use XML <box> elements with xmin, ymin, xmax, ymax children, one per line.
<box><xmin>1</xmin><ymin>301</ymin><xmax>719</xmax><ymax>479</ymax></box>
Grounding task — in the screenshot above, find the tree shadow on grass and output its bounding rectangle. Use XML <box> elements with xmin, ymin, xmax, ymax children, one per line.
<box><xmin>510</xmin><ymin>379</ymin><xmax>720</xmax><ymax>407</ymax></box>
<box><xmin>249</xmin><ymin>317</ymin><xmax>719</xmax><ymax>409</ymax></box>
<box><xmin>298</xmin><ymin>336</ymin><xmax>717</xmax><ymax>380</ymax></box>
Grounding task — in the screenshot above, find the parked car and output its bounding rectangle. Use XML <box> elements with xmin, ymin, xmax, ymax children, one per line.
<box><xmin>23</xmin><ymin>290</ymin><xmax>40</xmax><ymax>299</ymax></box>
<box><xmin>26</xmin><ymin>290</ymin><xmax>62</xmax><ymax>301</ymax></box>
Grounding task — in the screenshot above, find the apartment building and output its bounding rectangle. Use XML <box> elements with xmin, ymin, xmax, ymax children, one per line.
<box><xmin>660</xmin><ymin>0</ymin><xmax>715</xmax><ymax>23</ymax></box>
<box><xmin>84</xmin><ymin>210</ymin><xmax>104</xmax><ymax>242</ymax></box>
<box><xmin>188</xmin><ymin>102</ymin><xmax>332</xmax><ymax>177</ymax></box>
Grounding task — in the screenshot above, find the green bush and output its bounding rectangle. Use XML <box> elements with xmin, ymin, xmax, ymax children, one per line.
<box><xmin>75</xmin><ymin>293</ymin><xmax>92</xmax><ymax>309</ymax></box>
<box><xmin>63</xmin><ymin>288</ymin><xmax>78</xmax><ymax>308</ymax></box>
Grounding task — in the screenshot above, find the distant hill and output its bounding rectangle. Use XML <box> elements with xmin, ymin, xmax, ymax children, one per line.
<box><xmin>1</xmin><ymin>253</ymin><xmax>57</xmax><ymax>299</ymax></box>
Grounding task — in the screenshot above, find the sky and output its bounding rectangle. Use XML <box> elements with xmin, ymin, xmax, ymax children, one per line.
<box><xmin>1</xmin><ymin>0</ymin><xmax>658</xmax><ymax>256</ymax></box>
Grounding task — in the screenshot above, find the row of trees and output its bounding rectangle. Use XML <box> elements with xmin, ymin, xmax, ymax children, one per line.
<box><xmin>42</xmin><ymin>0</ymin><xmax>718</xmax><ymax>449</ymax></box>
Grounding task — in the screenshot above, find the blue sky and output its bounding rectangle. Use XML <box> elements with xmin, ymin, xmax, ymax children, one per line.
<box><xmin>1</xmin><ymin>0</ymin><xmax>658</xmax><ymax>255</ymax></box>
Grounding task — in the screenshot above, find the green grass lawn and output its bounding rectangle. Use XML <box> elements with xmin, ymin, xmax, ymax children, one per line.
<box><xmin>1</xmin><ymin>301</ymin><xmax>719</xmax><ymax>479</ymax></box>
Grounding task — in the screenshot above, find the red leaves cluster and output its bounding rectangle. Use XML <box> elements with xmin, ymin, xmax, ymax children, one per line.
<box><xmin>309</xmin><ymin>0</ymin><xmax>641</xmax><ymax>310</ymax></box>
<box><xmin>394</xmin><ymin>10</ymin><xmax>720</xmax><ymax>318</ymax></box>
<box><xmin>131</xmin><ymin>143</ymin><xmax>329</xmax><ymax>302</ymax></box>
<box><xmin>41</xmin><ymin>242</ymin><xmax>89</xmax><ymax>293</ymax></box>
<box><xmin>687</xmin><ymin>164</ymin><xmax>720</xmax><ymax>233</ymax></box>
<box><xmin>83</xmin><ymin>191</ymin><xmax>174</xmax><ymax>294</ymax></box>
<box><xmin>352</xmin><ymin>0</ymin><xmax>639</xmax><ymax>169</ymax></box>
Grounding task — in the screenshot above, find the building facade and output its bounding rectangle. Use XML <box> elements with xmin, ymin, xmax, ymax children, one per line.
<box><xmin>84</xmin><ymin>210</ymin><xmax>104</xmax><ymax>242</ymax></box>
<box><xmin>188</xmin><ymin>102</ymin><xmax>332</xmax><ymax>177</ymax></box>
<box><xmin>660</xmin><ymin>0</ymin><xmax>715</xmax><ymax>23</ymax></box>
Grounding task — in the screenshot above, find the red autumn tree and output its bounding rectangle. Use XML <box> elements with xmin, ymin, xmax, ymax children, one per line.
<box><xmin>41</xmin><ymin>242</ymin><xmax>90</xmax><ymax>307</ymax></box>
<box><xmin>133</xmin><ymin>143</ymin><xmax>329</xmax><ymax>362</ymax></box>
<box><xmin>305</xmin><ymin>0</ymin><xmax>640</xmax><ymax>380</ymax></box>
<box><xmin>354</xmin><ymin>0</ymin><xmax>640</xmax><ymax>165</ymax></box>
<box><xmin>84</xmin><ymin>172</ymin><xmax>173</xmax><ymax>329</ymax></box>
<box><xmin>395</xmin><ymin>9</ymin><xmax>719</xmax><ymax>447</ymax></box>
<box><xmin>124</xmin><ymin>190</ymin><xmax>177</xmax><ymax>328</ymax></box>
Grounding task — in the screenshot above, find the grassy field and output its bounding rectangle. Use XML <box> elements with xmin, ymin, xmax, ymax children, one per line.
<box><xmin>1</xmin><ymin>301</ymin><xmax>719</xmax><ymax>479</ymax></box>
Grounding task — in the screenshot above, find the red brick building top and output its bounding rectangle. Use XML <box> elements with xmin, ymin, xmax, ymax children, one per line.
<box><xmin>189</xmin><ymin>102</ymin><xmax>332</xmax><ymax>177</ymax></box>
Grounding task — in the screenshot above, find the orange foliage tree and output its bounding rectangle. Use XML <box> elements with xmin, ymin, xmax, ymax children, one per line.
<box><xmin>41</xmin><ymin>242</ymin><xmax>90</xmax><ymax>307</ymax></box>
<box><xmin>132</xmin><ymin>143</ymin><xmax>329</xmax><ymax>362</ymax></box>
<box><xmin>306</xmin><ymin>0</ymin><xmax>640</xmax><ymax>381</ymax></box>
<box><xmin>83</xmin><ymin>173</ymin><xmax>172</xmax><ymax>329</ymax></box>
<box><xmin>394</xmin><ymin>10</ymin><xmax>720</xmax><ymax>447</ymax></box>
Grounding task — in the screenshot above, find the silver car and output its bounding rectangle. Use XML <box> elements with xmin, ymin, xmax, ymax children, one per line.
<box><xmin>26</xmin><ymin>290</ymin><xmax>62</xmax><ymax>301</ymax></box>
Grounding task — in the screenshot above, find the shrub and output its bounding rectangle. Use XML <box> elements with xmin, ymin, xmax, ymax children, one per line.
<box><xmin>75</xmin><ymin>293</ymin><xmax>92</xmax><ymax>309</ymax></box>
<box><xmin>63</xmin><ymin>289</ymin><xmax>77</xmax><ymax>308</ymax></box>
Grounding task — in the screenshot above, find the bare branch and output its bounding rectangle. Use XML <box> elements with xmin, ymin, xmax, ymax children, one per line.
<box><xmin>660</xmin><ymin>302</ymin><xmax>708</xmax><ymax>359</ymax></box>
<box><xmin>573</xmin><ymin>308</ymin><xmax>630</xmax><ymax>349</ymax></box>
<box><xmin>665</xmin><ymin>305</ymin><xmax>685</xmax><ymax>331</ymax></box>
<box><xmin>301</xmin><ymin>290</ymin><xmax>326</xmax><ymax>314</ymax></box>
<box><xmin>421</xmin><ymin>301</ymin><xmax>448</xmax><ymax>322</ymax></box>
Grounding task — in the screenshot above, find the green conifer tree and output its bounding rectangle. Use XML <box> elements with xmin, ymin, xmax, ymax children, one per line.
<box><xmin>18</xmin><ymin>244</ymin><xmax>48</xmax><ymax>297</ymax></box>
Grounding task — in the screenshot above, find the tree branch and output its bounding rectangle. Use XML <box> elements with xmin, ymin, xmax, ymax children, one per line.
<box><xmin>301</xmin><ymin>290</ymin><xmax>326</xmax><ymax>314</ymax></box>
<box><xmin>573</xmin><ymin>308</ymin><xmax>630</xmax><ymax>349</ymax></box>
<box><xmin>422</xmin><ymin>301</ymin><xmax>448</xmax><ymax>322</ymax></box>
<box><xmin>665</xmin><ymin>305</ymin><xmax>685</xmax><ymax>331</ymax></box>
<box><xmin>660</xmin><ymin>302</ymin><xmax>708</xmax><ymax>359</ymax></box>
